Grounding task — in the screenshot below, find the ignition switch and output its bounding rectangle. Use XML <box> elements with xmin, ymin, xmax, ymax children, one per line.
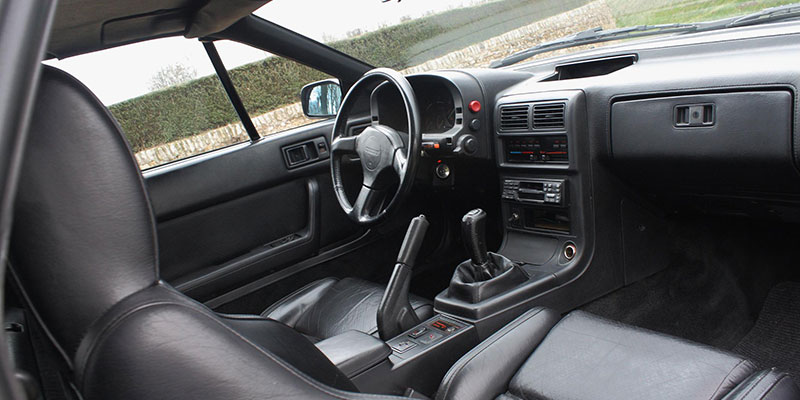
<box><xmin>434</xmin><ymin>163</ymin><xmax>451</xmax><ymax>179</ymax></box>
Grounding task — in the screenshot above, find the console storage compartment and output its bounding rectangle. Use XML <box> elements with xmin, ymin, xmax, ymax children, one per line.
<box><xmin>315</xmin><ymin>330</ymin><xmax>391</xmax><ymax>378</ymax></box>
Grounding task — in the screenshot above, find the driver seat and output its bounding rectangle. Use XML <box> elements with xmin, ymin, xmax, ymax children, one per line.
<box><xmin>262</xmin><ymin>277</ymin><xmax>432</xmax><ymax>341</ymax></box>
<box><xmin>12</xmin><ymin>63</ymin><xmax>429</xmax><ymax>379</ymax></box>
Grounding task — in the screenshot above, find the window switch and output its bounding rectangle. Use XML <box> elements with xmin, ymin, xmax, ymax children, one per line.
<box><xmin>408</xmin><ymin>326</ymin><xmax>427</xmax><ymax>339</ymax></box>
<box><xmin>418</xmin><ymin>331</ymin><xmax>443</xmax><ymax>345</ymax></box>
<box><xmin>391</xmin><ymin>340</ymin><xmax>417</xmax><ymax>354</ymax></box>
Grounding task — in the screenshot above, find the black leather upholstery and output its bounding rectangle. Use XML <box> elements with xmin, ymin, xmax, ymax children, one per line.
<box><xmin>723</xmin><ymin>369</ymin><xmax>800</xmax><ymax>400</ymax></box>
<box><xmin>437</xmin><ymin>308</ymin><xmax>800</xmax><ymax>400</ymax></box>
<box><xmin>436</xmin><ymin>307</ymin><xmax>560</xmax><ymax>400</ymax></box>
<box><xmin>315</xmin><ymin>330</ymin><xmax>392</xmax><ymax>378</ymax></box>
<box><xmin>9</xmin><ymin>66</ymin><xmax>404</xmax><ymax>399</ymax></box>
<box><xmin>11</xmin><ymin>65</ymin><xmax>158</xmax><ymax>360</ymax></box>
<box><xmin>263</xmin><ymin>277</ymin><xmax>433</xmax><ymax>341</ymax></box>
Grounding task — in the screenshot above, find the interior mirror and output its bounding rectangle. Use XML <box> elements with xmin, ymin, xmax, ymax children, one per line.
<box><xmin>301</xmin><ymin>79</ymin><xmax>342</xmax><ymax>118</ymax></box>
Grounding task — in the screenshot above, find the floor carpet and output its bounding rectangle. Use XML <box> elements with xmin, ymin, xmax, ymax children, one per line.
<box><xmin>733</xmin><ymin>282</ymin><xmax>800</xmax><ymax>384</ymax></box>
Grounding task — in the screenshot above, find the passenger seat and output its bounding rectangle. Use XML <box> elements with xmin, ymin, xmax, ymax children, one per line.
<box><xmin>437</xmin><ymin>308</ymin><xmax>799</xmax><ymax>400</ymax></box>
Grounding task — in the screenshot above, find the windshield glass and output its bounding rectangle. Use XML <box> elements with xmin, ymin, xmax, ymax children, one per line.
<box><xmin>256</xmin><ymin>0</ymin><xmax>799</xmax><ymax>70</ymax></box>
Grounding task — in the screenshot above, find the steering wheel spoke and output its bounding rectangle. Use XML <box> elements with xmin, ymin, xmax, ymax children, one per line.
<box><xmin>393</xmin><ymin>148</ymin><xmax>407</xmax><ymax>177</ymax></box>
<box><xmin>351</xmin><ymin>184</ymin><xmax>384</xmax><ymax>222</ymax></box>
<box><xmin>331</xmin><ymin>135</ymin><xmax>357</xmax><ymax>154</ymax></box>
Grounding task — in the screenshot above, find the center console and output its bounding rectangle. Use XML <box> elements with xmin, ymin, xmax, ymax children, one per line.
<box><xmin>434</xmin><ymin>90</ymin><xmax>595</xmax><ymax>338</ymax></box>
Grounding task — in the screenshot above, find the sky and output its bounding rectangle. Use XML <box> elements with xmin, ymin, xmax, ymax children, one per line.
<box><xmin>45</xmin><ymin>0</ymin><xmax>491</xmax><ymax>105</ymax></box>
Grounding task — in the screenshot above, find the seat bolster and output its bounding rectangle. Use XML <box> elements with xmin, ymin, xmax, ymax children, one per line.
<box><xmin>723</xmin><ymin>369</ymin><xmax>800</xmax><ymax>400</ymax></box>
<box><xmin>219</xmin><ymin>313</ymin><xmax>357</xmax><ymax>392</ymax></box>
<box><xmin>435</xmin><ymin>307</ymin><xmax>560</xmax><ymax>400</ymax></box>
<box><xmin>261</xmin><ymin>277</ymin><xmax>339</xmax><ymax>328</ymax></box>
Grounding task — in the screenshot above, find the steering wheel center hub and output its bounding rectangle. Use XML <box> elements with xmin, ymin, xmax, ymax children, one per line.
<box><xmin>360</xmin><ymin>132</ymin><xmax>385</xmax><ymax>171</ymax></box>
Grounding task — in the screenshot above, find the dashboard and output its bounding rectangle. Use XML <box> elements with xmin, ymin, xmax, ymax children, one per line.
<box><xmin>357</xmin><ymin>21</ymin><xmax>800</xmax><ymax>335</ymax></box>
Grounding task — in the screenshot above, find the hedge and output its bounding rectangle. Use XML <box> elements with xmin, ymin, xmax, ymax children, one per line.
<box><xmin>109</xmin><ymin>0</ymin><xmax>581</xmax><ymax>152</ymax></box>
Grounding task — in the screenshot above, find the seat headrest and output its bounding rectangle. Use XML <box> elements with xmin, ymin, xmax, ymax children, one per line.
<box><xmin>11</xmin><ymin>66</ymin><xmax>159</xmax><ymax>359</ymax></box>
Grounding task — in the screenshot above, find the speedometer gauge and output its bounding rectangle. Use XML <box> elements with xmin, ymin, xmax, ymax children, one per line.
<box><xmin>424</xmin><ymin>100</ymin><xmax>455</xmax><ymax>133</ymax></box>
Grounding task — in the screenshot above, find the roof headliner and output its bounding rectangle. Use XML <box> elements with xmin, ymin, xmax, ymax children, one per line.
<box><xmin>47</xmin><ymin>0</ymin><xmax>269</xmax><ymax>59</ymax></box>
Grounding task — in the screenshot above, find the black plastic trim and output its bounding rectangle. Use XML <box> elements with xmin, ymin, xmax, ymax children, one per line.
<box><xmin>203</xmin><ymin>41</ymin><xmax>259</xmax><ymax>141</ymax></box>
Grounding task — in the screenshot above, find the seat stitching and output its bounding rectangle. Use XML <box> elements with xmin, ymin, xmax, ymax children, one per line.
<box><xmin>708</xmin><ymin>358</ymin><xmax>752</xmax><ymax>400</ymax></box>
<box><xmin>438</xmin><ymin>308</ymin><xmax>546</xmax><ymax>400</ymax></box>
<box><xmin>757</xmin><ymin>374</ymin><xmax>789</xmax><ymax>399</ymax></box>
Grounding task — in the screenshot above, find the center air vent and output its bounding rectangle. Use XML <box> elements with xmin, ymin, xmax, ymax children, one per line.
<box><xmin>499</xmin><ymin>104</ymin><xmax>530</xmax><ymax>131</ymax></box>
<box><xmin>532</xmin><ymin>102</ymin><xmax>565</xmax><ymax>130</ymax></box>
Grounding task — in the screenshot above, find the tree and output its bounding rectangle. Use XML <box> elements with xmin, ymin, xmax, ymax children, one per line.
<box><xmin>148</xmin><ymin>63</ymin><xmax>197</xmax><ymax>91</ymax></box>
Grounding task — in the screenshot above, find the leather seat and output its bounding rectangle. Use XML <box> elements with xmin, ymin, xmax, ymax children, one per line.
<box><xmin>436</xmin><ymin>307</ymin><xmax>800</xmax><ymax>400</ymax></box>
<box><xmin>263</xmin><ymin>277</ymin><xmax>432</xmax><ymax>341</ymax></box>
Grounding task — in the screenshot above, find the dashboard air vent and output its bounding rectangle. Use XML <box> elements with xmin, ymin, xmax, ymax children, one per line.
<box><xmin>499</xmin><ymin>104</ymin><xmax>530</xmax><ymax>131</ymax></box>
<box><xmin>532</xmin><ymin>102</ymin><xmax>565</xmax><ymax>130</ymax></box>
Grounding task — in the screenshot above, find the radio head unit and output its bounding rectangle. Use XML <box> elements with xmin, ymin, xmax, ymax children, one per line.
<box><xmin>502</xmin><ymin>178</ymin><xmax>565</xmax><ymax>206</ymax></box>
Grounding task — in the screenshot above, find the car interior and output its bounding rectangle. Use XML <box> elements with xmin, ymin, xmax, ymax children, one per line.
<box><xmin>2</xmin><ymin>0</ymin><xmax>800</xmax><ymax>399</ymax></box>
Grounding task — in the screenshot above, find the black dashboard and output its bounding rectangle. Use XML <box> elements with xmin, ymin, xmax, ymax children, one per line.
<box><xmin>361</xmin><ymin>22</ymin><xmax>800</xmax><ymax>319</ymax></box>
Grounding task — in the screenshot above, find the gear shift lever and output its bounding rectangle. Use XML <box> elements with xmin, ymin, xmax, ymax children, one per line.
<box><xmin>461</xmin><ymin>209</ymin><xmax>498</xmax><ymax>280</ymax></box>
<box><xmin>447</xmin><ymin>209</ymin><xmax>528</xmax><ymax>303</ymax></box>
<box><xmin>462</xmin><ymin>209</ymin><xmax>489</xmax><ymax>266</ymax></box>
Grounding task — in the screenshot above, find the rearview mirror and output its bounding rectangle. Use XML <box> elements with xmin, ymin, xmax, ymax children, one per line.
<box><xmin>300</xmin><ymin>79</ymin><xmax>342</xmax><ymax>118</ymax></box>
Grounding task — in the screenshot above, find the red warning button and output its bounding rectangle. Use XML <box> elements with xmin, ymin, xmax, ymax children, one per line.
<box><xmin>468</xmin><ymin>100</ymin><xmax>481</xmax><ymax>113</ymax></box>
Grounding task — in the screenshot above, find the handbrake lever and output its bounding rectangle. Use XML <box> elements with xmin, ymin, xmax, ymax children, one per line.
<box><xmin>377</xmin><ymin>215</ymin><xmax>429</xmax><ymax>340</ymax></box>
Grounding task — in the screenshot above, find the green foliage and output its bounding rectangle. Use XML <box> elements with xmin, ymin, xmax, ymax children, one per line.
<box><xmin>112</xmin><ymin>0</ymin><xmax>588</xmax><ymax>152</ymax></box>
<box><xmin>608</xmin><ymin>0</ymin><xmax>798</xmax><ymax>27</ymax></box>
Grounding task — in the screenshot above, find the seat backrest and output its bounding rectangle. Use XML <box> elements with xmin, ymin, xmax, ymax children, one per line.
<box><xmin>11</xmin><ymin>66</ymin><xmax>158</xmax><ymax>360</ymax></box>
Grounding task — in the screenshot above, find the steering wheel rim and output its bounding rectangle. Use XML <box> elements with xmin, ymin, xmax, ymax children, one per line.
<box><xmin>331</xmin><ymin>68</ymin><xmax>421</xmax><ymax>225</ymax></box>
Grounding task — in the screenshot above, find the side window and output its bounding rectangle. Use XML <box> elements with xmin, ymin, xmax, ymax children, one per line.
<box><xmin>45</xmin><ymin>38</ymin><xmax>336</xmax><ymax>170</ymax></box>
<box><xmin>45</xmin><ymin>38</ymin><xmax>250</xmax><ymax>170</ymax></box>
<box><xmin>214</xmin><ymin>40</ymin><xmax>334</xmax><ymax>138</ymax></box>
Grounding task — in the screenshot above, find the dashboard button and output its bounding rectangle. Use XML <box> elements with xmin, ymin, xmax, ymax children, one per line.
<box><xmin>461</xmin><ymin>135</ymin><xmax>477</xmax><ymax>154</ymax></box>
<box><xmin>469</xmin><ymin>119</ymin><xmax>481</xmax><ymax>131</ymax></box>
<box><xmin>468</xmin><ymin>100</ymin><xmax>481</xmax><ymax>113</ymax></box>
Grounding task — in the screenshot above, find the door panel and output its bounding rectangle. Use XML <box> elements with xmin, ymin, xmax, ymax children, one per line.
<box><xmin>145</xmin><ymin>120</ymin><xmax>364</xmax><ymax>302</ymax></box>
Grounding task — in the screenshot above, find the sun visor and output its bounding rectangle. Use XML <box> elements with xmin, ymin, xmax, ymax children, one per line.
<box><xmin>102</xmin><ymin>9</ymin><xmax>189</xmax><ymax>47</ymax></box>
<box><xmin>185</xmin><ymin>0</ymin><xmax>272</xmax><ymax>38</ymax></box>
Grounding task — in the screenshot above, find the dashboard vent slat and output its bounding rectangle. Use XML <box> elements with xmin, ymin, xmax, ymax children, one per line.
<box><xmin>532</xmin><ymin>102</ymin><xmax>566</xmax><ymax>130</ymax></box>
<box><xmin>499</xmin><ymin>104</ymin><xmax>530</xmax><ymax>131</ymax></box>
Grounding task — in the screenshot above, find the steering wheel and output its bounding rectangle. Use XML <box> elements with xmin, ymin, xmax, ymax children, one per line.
<box><xmin>331</xmin><ymin>68</ymin><xmax>421</xmax><ymax>225</ymax></box>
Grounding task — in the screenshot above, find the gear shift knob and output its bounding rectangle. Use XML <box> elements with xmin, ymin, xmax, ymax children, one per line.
<box><xmin>462</xmin><ymin>208</ymin><xmax>489</xmax><ymax>267</ymax></box>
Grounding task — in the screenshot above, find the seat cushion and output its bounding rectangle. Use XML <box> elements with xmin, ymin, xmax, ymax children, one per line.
<box><xmin>262</xmin><ymin>277</ymin><xmax>433</xmax><ymax>341</ymax></box>
<box><xmin>504</xmin><ymin>310</ymin><xmax>758</xmax><ymax>400</ymax></box>
<box><xmin>438</xmin><ymin>308</ymin><xmax>800</xmax><ymax>400</ymax></box>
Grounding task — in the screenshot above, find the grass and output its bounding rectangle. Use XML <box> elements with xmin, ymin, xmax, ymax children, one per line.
<box><xmin>608</xmin><ymin>0</ymin><xmax>800</xmax><ymax>27</ymax></box>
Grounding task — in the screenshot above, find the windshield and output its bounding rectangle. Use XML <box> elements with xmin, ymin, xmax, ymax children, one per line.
<box><xmin>257</xmin><ymin>0</ymin><xmax>800</xmax><ymax>70</ymax></box>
